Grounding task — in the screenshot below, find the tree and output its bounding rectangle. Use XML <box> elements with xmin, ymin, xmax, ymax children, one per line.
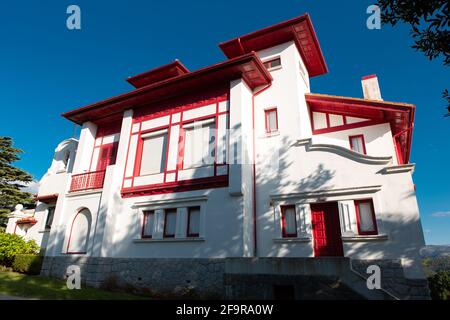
<box><xmin>0</xmin><ymin>137</ymin><xmax>34</xmax><ymax>227</ymax></box>
<box><xmin>376</xmin><ymin>0</ymin><xmax>449</xmax><ymax>116</ymax></box>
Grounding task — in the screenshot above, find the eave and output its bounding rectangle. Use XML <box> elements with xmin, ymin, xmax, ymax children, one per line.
<box><xmin>219</xmin><ymin>13</ymin><xmax>328</xmax><ymax>77</ymax></box>
<box><xmin>305</xmin><ymin>93</ymin><xmax>415</xmax><ymax>163</ymax></box>
<box><xmin>126</xmin><ymin>60</ymin><xmax>190</xmax><ymax>88</ymax></box>
<box><xmin>62</xmin><ymin>53</ymin><xmax>272</xmax><ymax>125</ymax></box>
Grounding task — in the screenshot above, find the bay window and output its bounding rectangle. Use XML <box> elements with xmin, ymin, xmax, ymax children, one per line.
<box><xmin>354</xmin><ymin>199</ymin><xmax>378</xmax><ymax>235</ymax></box>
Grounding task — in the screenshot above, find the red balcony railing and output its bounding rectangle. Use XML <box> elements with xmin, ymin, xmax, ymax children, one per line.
<box><xmin>69</xmin><ymin>170</ymin><xmax>106</xmax><ymax>192</ymax></box>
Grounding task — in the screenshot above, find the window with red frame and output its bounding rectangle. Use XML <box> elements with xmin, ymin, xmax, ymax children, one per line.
<box><xmin>281</xmin><ymin>205</ymin><xmax>297</xmax><ymax>238</ymax></box>
<box><xmin>163</xmin><ymin>209</ymin><xmax>177</xmax><ymax>238</ymax></box>
<box><xmin>187</xmin><ymin>206</ymin><xmax>200</xmax><ymax>237</ymax></box>
<box><xmin>263</xmin><ymin>58</ymin><xmax>281</xmax><ymax>71</ymax></box>
<box><xmin>96</xmin><ymin>142</ymin><xmax>119</xmax><ymax>171</ymax></box>
<box><xmin>265</xmin><ymin>108</ymin><xmax>278</xmax><ymax>133</ymax></box>
<box><xmin>354</xmin><ymin>200</ymin><xmax>378</xmax><ymax>235</ymax></box>
<box><xmin>349</xmin><ymin>135</ymin><xmax>366</xmax><ymax>155</ymax></box>
<box><xmin>141</xmin><ymin>210</ymin><xmax>155</xmax><ymax>238</ymax></box>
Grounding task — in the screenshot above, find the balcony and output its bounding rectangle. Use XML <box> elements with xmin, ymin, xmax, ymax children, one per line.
<box><xmin>69</xmin><ymin>170</ymin><xmax>106</xmax><ymax>193</ymax></box>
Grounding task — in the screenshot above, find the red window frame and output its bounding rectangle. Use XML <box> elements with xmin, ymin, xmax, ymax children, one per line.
<box><xmin>141</xmin><ymin>210</ymin><xmax>154</xmax><ymax>239</ymax></box>
<box><xmin>280</xmin><ymin>205</ymin><xmax>298</xmax><ymax>238</ymax></box>
<box><xmin>186</xmin><ymin>206</ymin><xmax>200</xmax><ymax>238</ymax></box>
<box><xmin>354</xmin><ymin>199</ymin><xmax>378</xmax><ymax>235</ymax></box>
<box><xmin>264</xmin><ymin>108</ymin><xmax>279</xmax><ymax>133</ymax></box>
<box><xmin>163</xmin><ymin>209</ymin><xmax>177</xmax><ymax>238</ymax></box>
<box><xmin>349</xmin><ymin>134</ymin><xmax>367</xmax><ymax>155</ymax></box>
<box><xmin>263</xmin><ymin>57</ymin><xmax>281</xmax><ymax>71</ymax></box>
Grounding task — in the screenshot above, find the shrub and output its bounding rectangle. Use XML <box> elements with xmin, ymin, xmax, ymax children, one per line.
<box><xmin>0</xmin><ymin>233</ymin><xmax>39</xmax><ymax>267</ymax></box>
<box><xmin>428</xmin><ymin>271</ymin><xmax>450</xmax><ymax>300</ymax></box>
<box><xmin>12</xmin><ymin>254</ymin><xmax>44</xmax><ymax>275</ymax></box>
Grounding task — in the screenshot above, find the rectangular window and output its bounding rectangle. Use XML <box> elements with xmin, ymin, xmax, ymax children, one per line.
<box><xmin>183</xmin><ymin>119</ymin><xmax>216</xmax><ymax>169</ymax></box>
<box><xmin>96</xmin><ymin>142</ymin><xmax>119</xmax><ymax>171</ymax></box>
<box><xmin>263</xmin><ymin>57</ymin><xmax>281</xmax><ymax>71</ymax></box>
<box><xmin>349</xmin><ymin>135</ymin><xmax>366</xmax><ymax>154</ymax></box>
<box><xmin>163</xmin><ymin>209</ymin><xmax>177</xmax><ymax>238</ymax></box>
<box><xmin>45</xmin><ymin>207</ymin><xmax>55</xmax><ymax>229</ymax></box>
<box><xmin>355</xmin><ymin>200</ymin><xmax>378</xmax><ymax>235</ymax></box>
<box><xmin>281</xmin><ymin>205</ymin><xmax>297</xmax><ymax>238</ymax></box>
<box><xmin>141</xmin><ymin>211</ymin><xmax>155</xmax><ymax>238</ymax></box>
<box><xmin>140</xmin><ymin>130</ymin><xmax>168</xmax><ymax>175</ymax></box>
<box><xmin>187</xmin><ymin>207</ymin><xmax>200</xmax><ymax>237</ymax></box>
<box><xmin>265</xmin><ymin>108</ymin><xmax>278</xmax><ymax>133</ymax></box>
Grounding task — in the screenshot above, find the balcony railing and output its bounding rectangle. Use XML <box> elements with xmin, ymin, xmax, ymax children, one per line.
<box><xmin>69</xmin><ymin>170</ymin><xmax>106</xmax><ymax>192</ymax></box>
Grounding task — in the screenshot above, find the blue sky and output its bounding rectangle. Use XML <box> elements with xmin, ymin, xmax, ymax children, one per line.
<box><xmin>0</xmin><ymin>1</ymin><xmax>448</xmax><ymax>244</ymax></box>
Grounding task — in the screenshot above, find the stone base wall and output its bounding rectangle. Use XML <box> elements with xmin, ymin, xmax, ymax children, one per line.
<box><xmin>41</xmin><ymin>256</ymin><xmax>430</xmax><ymax>300</ymax></box>
<box><xmin>41</xmin><ymin>256</ymin><xmax>224</xmax><ymax>299</ymax></box>
<box><xmin>351</xmin><ymin>259</ymin><xmax>430</xmax><ymax>300</ymax></box>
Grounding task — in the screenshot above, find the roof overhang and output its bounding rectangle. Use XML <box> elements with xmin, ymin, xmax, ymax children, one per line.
<box><xmin>63</xmin><ymin>53</ymin><xmax>272</xmax><ymax>125</ymax></box>
<box><xmin>305</xmin><ymin>93</ymin><xmax>415</xmax><ymax>163</ymax></box>
<box><xmin>219</xmin><ymin>13</ymin><xmax>328</xmax><ymax>77</ymax></box>
<box><xmin>16</xmin><ymin>217</ymin><xmax>37</xmax><ymax>225</ymax></box>
<box><xmin>35</xmin><ymin>193</ymin><xmax>59</xmax><ymax>204</ymax></box>
<box><xmin>126</xmin><ymin>60</ymin><xmax>190</xmax><ymax>88</ymax></box>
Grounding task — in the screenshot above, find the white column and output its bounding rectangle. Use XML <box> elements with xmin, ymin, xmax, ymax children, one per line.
<box><xmin>72</xmin><ymin>121</ymin><xmax>97</xmax><ymax>174</ymax></box>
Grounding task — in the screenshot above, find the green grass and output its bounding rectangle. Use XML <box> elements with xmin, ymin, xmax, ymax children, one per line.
<box><xmin>0</xmin><ymin>271</ymin><xmax>148</xmax><ymax>300</ymax></box>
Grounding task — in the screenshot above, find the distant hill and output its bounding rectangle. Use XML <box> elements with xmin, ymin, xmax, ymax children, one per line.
<box><xmin>420</xmin><ymin>245</ymin><xmax>450</xmax><ymax>259</ymax></box>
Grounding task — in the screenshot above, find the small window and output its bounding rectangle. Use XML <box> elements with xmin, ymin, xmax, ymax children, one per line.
<box><xmin>281</xmin><ymin>205</ymin><xmax>297</xmax><ymax>238</ymax></box>
<box><xmin>142</xmin><ymin>211</ymin><xmax>155</xmax><ymax>238</ymax></box>
<box><xmin>96</xmin><ymin>142</ymin><xmax>119</xmax><ymax>171</ymax></box>
<box><xmin>349</xmin><ymin>135</ymin><xmax>366</xmax><ymax>154</ymax></box>
<box><xmin>265</xmin><ymin>108</ymin><xmax>278</xmax><ymax>133</ymax></box>
<box><xmin>263</xmin><ymin>58</ymin><xmax>281</xmax><ymax>71</ymax></box>
<box><xmin>140</xmin><ymin>130</ymin><xmax>168</xmax><ymax>176</ymax></box>
<box><xmin>45</xmin><ymin>206</ymin><xmax>55</xmax><ymax>230</ymax></box>
<box><xmin>163</xmin><ymin>209</ymin><xmax>177</xmax><ymax>238</ymax></box>
<box><xmin>187</xmin><ymin>207</ymin><xmax>200</xmax><ymax>237</ymax></box>
<box><xmin>354</xmin><ymin>200</ymin><xmax>378</xmax><ymax>235</ymax></box>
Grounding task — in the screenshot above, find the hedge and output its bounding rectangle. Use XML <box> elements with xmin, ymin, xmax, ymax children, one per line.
<box><xmin>428</xmin><ymin>271</ymin><xmax>450</xmax><ymax>300</ymax></box>
<box><xmin>0</xmin><ymin>233</ymin><xmax>39</xmax><ymax>267</ymax></box>
<box><xmin>12</xmin><ymin>254</ymin><xmax>44</xmax><ymax>275</ymax></box>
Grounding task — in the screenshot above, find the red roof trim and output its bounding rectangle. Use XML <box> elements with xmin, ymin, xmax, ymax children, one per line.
<box><xmin>35</xmin><ymin>193</ymin><xmax>59</xmax><ymax>203</ymax></box>
<box><xmin>306</xmin><ymin>93</ymin><xmax>415</xmax><ymax>163</ymax></box>
<box><xmin>62</xmin><ymin>53</ymin><xmax>272</xmax><ymax>125</ymax></box>
<box><xmin>126</xmin><ymin>60</ymin><xmax>190</xmax><ymax>88</ymax></box>
<box><xmin>362</xmin><ymin>74</ymin><xmax>377</xmax><ymax>80</ymax></box>
<box><xmin>219</xmin><ymin>13</ymin><xmax>328</xmax><ymax>77</ymax></box>
<box><xmin>16</xmin><ymin>217</ymin><xmax>38</xmax><ymax>225</ymax></box>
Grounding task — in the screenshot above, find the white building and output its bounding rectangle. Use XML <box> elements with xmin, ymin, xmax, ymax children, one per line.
<box><xmin>40</xmin><ymin>14</ymin><xmax>429</xmax><ymax>299</ymax></box>
<box><xmin>6</xmin><ymin>139</ymin><xmax>78</xmax><ymax>252</ymax></box>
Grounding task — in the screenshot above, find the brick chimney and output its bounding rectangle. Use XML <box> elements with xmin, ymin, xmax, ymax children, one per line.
<box><xmin>361</xmin><ymin>74</ymin><xmax>383</xmax><ymax>101</ymax></box>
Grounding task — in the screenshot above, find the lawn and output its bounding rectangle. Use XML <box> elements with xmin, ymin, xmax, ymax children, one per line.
<box><xmin>0</xmin><ymin>271</ymin><xmax>147</xmax><ymax>300</ymax></box>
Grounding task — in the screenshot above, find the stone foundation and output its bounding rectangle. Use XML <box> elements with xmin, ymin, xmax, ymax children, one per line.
<box><xmin>41</xmin><ymin>256</ymin><xmax>430</xmax><ymax>300</ymax></box>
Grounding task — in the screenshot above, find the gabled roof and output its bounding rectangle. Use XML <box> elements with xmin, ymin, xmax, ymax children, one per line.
<box><xmin>305</xmin><ymin>93</ymin><xmax>415</xmax><ymax>163</ymax></box>
<box><xmin>219</xmin><ymin>13</ymin><xmax>327</xmax><ymax>77</ymax></box>
<box><xmin>63</xmin><ymin>53</ymin><xmax>272</xmax><ymax>125</ymax></box>
<box><xmin>126</xmin><ymin>60</ymin><xmax>189</xmax><ymax>88</ymax></box>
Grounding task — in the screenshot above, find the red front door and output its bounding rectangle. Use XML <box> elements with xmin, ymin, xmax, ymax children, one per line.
<box><xmin>311</xmin><ymin>202</ymin><xmax>344</xmax><ymax>257</ymax></box>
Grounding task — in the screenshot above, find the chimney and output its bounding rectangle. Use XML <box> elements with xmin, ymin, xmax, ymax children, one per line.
<box><xmin>361</xmin><ymin>74</ymin><xmax>383</xmax><ymax>101</ymax></box>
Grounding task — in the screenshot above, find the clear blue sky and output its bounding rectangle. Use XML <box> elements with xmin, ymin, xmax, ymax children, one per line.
<box><xmin>0</xmin><ymin>1</ymin><xmax>448</xmax><ymax>244</ymax></box>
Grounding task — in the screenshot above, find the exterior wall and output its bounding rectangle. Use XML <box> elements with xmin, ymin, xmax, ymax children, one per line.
<box><xmin>312</xmin><ymin>123</ymin><xmax>399</xmax><ymax>163</ymax></box>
